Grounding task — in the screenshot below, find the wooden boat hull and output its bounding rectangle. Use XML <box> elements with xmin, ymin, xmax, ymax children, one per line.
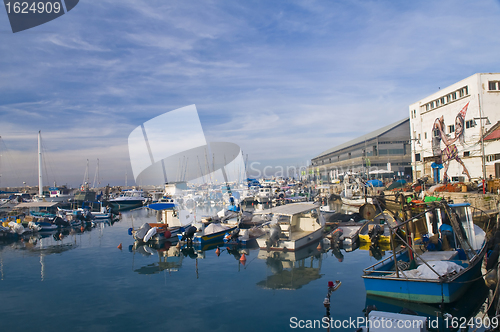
<box><xmin>341</xmin><ymin>196</ymin><xmax>373</xmax><ymax>207</ymax></box>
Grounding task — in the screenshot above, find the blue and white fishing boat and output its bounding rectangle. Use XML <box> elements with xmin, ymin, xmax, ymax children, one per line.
<box><xmin>362</xmin><ymin>202</ymin><xmax>487</xmax><ymax>304</ymax></box>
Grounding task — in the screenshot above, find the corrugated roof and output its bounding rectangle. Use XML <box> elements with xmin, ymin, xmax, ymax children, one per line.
<box><xmin>255</xmin><ymin>202</ymin><xmax>319</xmax><ymax>216</ymax></box>
<box><xmin>313</xmin><ymin>118</ymin><xmax>409</xmax><ymax>160</ymax></box>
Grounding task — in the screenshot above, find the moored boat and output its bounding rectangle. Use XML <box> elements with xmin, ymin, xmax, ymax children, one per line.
<box><xmin>108</xmin><ymin>189</ymin><xmax>147</xmax><ymax>211</ymax></box>
<box><xmin>256</xmin><ymin>202</ymin><xmax>325</xmax><ymax>251</ymax></box>
<box><xmin>362</xmin><ymin>202</ymin><xmax>487</xmax><ymax>304</ymax></box>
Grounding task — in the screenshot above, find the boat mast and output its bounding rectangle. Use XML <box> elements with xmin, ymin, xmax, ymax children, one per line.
<box><xmin>38</xmin><ymin>131</ymin><xmax>43</xmax><ymax>197</ymax></box>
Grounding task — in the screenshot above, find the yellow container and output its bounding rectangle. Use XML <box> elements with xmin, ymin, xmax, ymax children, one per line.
<box><xmin>16</xmin><ymin>219</ymin><xmax>21</xmax><ymax>223</ymax></box>
<box><xmin>2</xmin><ymin>221</ymin><xmax>9</xmax><ymax>227</ymax></box>
<box><xmin>462</xmin><ymin>185</ymin><xmax>467</xmax><ymax>193</ymax></box>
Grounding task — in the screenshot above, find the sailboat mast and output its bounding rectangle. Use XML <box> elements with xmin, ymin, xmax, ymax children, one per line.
<box><xmin>38</xmin><ymin>131</ymin><xmax>43</xmax><ymax>197</ymax></box>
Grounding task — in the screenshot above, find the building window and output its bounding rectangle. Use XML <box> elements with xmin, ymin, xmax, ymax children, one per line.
<box><xmin>489</xmin><ymin>81</ymin><xmax>499</xmax><ymax>91</ymax></box>
<box><xmin>425</xmin><ymin>104</ymin><xmax>430</xmax><ymax>111</ymax></box>
<box><xmin>487</xmin><ymin>155</ymin><xmax>494</xmax><ymax>162</ymax></box>
<box><xmin>431</xmin><ymin>101</ymin><xmax>435</xmax><ymax>109</ymax></box>
<box><xmin>463</xmin><ymin>151</ymin><xmax>470</xmax><ymax>157</ymax></box>
<box><xmin>440</xmin><ymin>97</ymin><xmax>445</xmax><ymax>105</ymax></box>
<box><xmin>448</xmin><ymin>125</ymin><xmax>455</xmax><ymax>133</ymax></box>
<box><xmin>459</xmin><ymin>86</ymin><xmax>468</xmax><ymax>97</ymax></box>
<box><xmin>415</xmin><ymin>153</ymin><xmax>421</xmax><ymax>162</ymax></box>
<box><xmin>424</xmin><ymin>132</ymin><xmax>427</xmax><ymax>139</ymax></box>
<box><xmin>452</xmin><ymin>92</ymin><xmax>457</xmax><ymax>100</ymax></box>
<box><xmin>373</xmin><ymin>146</ymin><xmax>377</xmax><ymax>156</ymax></box>
<box><xmin>435</xmin><ymin>99</ymin><xmax>440</xmax><ymax>107</ymax></box>
<box><xmin>348</xmin><ymin>152</ymin><xmax>351</xmax><ymax>159</ymax></box>
<box><xmin>418</xmin><ymin>133</ymin><xmax>421</xmax><ymax>141</ymax></box>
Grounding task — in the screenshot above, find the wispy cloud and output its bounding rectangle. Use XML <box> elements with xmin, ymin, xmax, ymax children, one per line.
<box><xmin>1</xmin><ymin>0</ymin><xmax>500</xmax><ymax>186</ymax></box>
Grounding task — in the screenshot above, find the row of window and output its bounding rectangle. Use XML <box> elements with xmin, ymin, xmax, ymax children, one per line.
<box><xmin>422</xmin><ymin>86</ymin><xmax>469</xmax><ymax>112</ymax></box>
<box><xmin>414</xmin><ymin>152</ymin><xmax>499</xmax><ymax>161</ymax></box>
<box><xmin>413</xmin><ymin>120</ymin><xmax>476</xmax><ymax>141</ymax></box>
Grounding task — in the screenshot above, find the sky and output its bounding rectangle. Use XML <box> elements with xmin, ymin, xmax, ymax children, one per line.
<box><xmin>0</xmin><ymin>0</ymin><xmax>500</xmax><ymax>188</ymax></box>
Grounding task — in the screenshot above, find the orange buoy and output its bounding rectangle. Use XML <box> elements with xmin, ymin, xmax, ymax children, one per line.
<box><xmin>317</xmin><ymin>242</ymin><xmax>322</xmax><ymax>251</ymax></box>
<box><xmin>240</xmin><ymin>253</ymin><xmax>247</xmax><ymax>262</ymax></box>
<box><xmin>117</xmin><ymin>243</ymin><xmax>122</xmax><ymax>250</ymax></box>
<box><xmin>59</xmin><ymin>233</ymin><xmax>64</xmax><ymax>239</ymax></box>
<box><xmin>80</xmin><ymin>226</ymin><xmax>85</xmax><ymax>232</ymax></box>
<box><xmin>176</xmin><ymin>242</ymin><xmax>181</xmax><ymax>248</ymax></box>
<box><xmin>216</xmin><ymin>247</ymin><xmax>221</xmax><ymax>256</ymax></box>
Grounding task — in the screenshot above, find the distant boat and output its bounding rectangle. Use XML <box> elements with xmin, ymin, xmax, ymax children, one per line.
<box><xmin>256</xmin><ymin>187</ymin><xmax>272</xmax><ymax>203</ymax></box>
<box><xmin>131</xmin><ymin>196</ymin><xmax>194</xmax><ymax>243</ymax></box>
<box><xmin>108</xmin><ymin>189</ymin><xmax>147</xmax><ymax>211</ymax></box>
<box><xmin>255</xmin><ymin>202</ymin><xmax>325</xmax><ymax>251</ymax></box>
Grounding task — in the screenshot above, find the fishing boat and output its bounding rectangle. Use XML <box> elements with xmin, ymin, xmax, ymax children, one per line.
<box><xmin>358</xmin><ymin>211</ymin><xmax>399</xmax><ymax>245</ymax></box>
<box><xmin>108</xmin><ymin>189</ymin><xmax>147</xmax><ymax>211</ymax></box>
<box><xmin>319</xmin><ymin>205</ymin><xmax>336</xmax><ymax>215</ymax></box>
<box><xmin>331</xmin><ymin>220</ymin><xmax>368</xmax><ymax>247</ymax></box>
<box><xmin>132</xmin><ymin>196</ymin><xmax>194</xmax><ymax>243</ymax></box>
<box><xmin>256</xmin><ymin>187</ymin><xmax>272</xmax><ymax>203</ymax></box>
<box><xmin>362</xmin><ymin>202</ymin><xmax>487</xmax><ymax>304</ymax></box>
<box><xmin>339</xmin><ymin>176</ymin><xmax>373</xmax><ymax>207</ymax></box>
<box><xmin>255</xmin><ymin>202</ymin><xmax>325</xmax><ymax>251</ymax></box>
<box><xmin>178</xmin><ymin>222</ymin><xmax>238</xmax><ymax>246</ymax></box>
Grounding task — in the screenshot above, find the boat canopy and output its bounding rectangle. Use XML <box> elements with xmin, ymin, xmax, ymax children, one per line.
<box><xmin>254</xmin><ymin>203</ymin><xmax>319</xmax><ymax>216</ymax></box>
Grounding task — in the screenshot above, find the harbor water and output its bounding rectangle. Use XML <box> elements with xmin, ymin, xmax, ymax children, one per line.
<box><xmin>0</xmin><ymin>205</ymin><xmax>492</xmax><ymax>332</ymax></box>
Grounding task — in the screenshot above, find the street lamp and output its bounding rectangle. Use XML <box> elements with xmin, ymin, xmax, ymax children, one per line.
<box><xmin>473</xmin><ymin>116</ymin><xmax>491</xmax><ymax>194</ymax></box>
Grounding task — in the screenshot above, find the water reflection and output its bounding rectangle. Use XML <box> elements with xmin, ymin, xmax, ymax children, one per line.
<box><xmin>257</xmin><ymin>240</ymin><xmax>325</xmax><ymax>290</ymax></box>
<box><xmin>131</xmin><ymin>241</ymin><xmax>183</xmax><ymax>275</ymax></box>
<box><xmin>363</xmin><ymin>274</ymin><xmax>491</xmax><ymax>331</ymax></box>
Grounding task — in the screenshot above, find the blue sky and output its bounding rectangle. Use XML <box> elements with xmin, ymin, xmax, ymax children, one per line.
<box><xmin>1</xmin><ymin>0</ymin><xmax>500</xmax><ymax>187</ymax></box>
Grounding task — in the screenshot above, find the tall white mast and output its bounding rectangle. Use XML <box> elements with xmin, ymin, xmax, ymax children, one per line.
<box><xmin>38</xmin><ymin>131</ymin><xmax>43</xmax><ymax>197</ymax></box>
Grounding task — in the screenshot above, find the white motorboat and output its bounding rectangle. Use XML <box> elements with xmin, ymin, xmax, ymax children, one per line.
<box><xmin>108</xmin><ymin>189</ymin><xmax>147</xmax><ymax>211</ymax></box>
<box><xmin>256</xmin><ymin>202</ymin><xmax>325</xmax><ymax>251</ymax></box>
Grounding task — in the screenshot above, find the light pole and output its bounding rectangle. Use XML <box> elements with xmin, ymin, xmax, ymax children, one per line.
<box><xmin>474</xmin><ymin>116</ymin><xmax>491</xmax><ymax>194</ymax></box>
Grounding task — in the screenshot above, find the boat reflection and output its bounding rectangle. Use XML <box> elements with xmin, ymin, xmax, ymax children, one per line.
<box><xmin>363</xmin><ymin>277</ymin><xmax>490</xmax><ymax>332</ymax></box>
<box><xmin>131</xmin><ymin>241</ymin><xmax>183</xmax><ymax>275</ymax></box>
<box><xmin>257</xmin><ymin>240</ymin><xmax>325</xmax><ymax>290</ymax></box>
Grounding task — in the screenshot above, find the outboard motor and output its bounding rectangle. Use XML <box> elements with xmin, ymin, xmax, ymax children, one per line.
<box><xmin>368</xmin><ymin>224</ymin><xmax>384</xmax><ymax>247</ymax></box>
<box><xmin>230</xmin><ymin>228</ymin><xmax>240</xmax><ymax>242</ymax></box>
<box><xmin>181</xmin><ymin>225</ymin><xmax>198</xmax><ymax>243</ymax></box>
<box><xmin>266</xmin><ymin>224</ymin><xmax>281</xmax><ymax>249</ymax></box>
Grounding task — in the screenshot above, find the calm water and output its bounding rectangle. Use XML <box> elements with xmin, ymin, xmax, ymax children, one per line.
<box><xmin>0</xmin><ymin>207</ymin><xmax>490</xmax><ymax>332</ymax></box>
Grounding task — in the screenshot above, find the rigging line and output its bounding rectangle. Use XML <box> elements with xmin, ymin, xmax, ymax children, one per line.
<box><xmin>41</xmin><ymin>138</ymin><xmax>58</xmax><ymax>187</ymax></box>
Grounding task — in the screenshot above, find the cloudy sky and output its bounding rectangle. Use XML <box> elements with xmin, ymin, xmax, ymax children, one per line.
<box><xmin>0</xmin><ymin>0</ymin><xmax>499</xmax><ymax>188</ymax></box>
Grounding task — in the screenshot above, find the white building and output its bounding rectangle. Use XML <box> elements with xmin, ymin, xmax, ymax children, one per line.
<box><xmin>409</xmin><ymin>73</ymin><xmax>500</xmax><ymax>183</ymax></box>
